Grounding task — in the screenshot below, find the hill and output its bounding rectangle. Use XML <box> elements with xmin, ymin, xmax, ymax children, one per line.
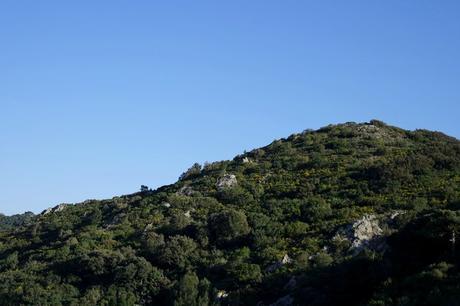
<box><xmin>0</xmin><ymin>120</ymin><xmax>459</xmax><ymax>305</ymax></box>
<box><xmin>0</xmin><ymin>212</ymin><xmax>35</xmax><ymax>232</ymax></box>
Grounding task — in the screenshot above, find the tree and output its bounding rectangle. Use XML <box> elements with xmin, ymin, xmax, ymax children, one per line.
<box><xmin>301</xmin><ymin>196</ymin><xmax>331</xmax><ymax>222</ymax></box>
<box><xmin>144</xmin><ymin>232</ymin><xmax>165</xmax><ymax>256</ymax></box>
<box><xmin>179</xmin><ymin>163</ymin><xmax>202</xmax><ymax>181</ymax></box>
<box><xmin>208</xmin><ymin>209</ymin><xmax>250</xmax><ymax>244</ymax></box>
<box><xmin>4</xmin><ymin>252</ymin><xmax>18</xmax><ymax>270</ymax></box>
<box><xmin>158</xmin><ymin>236</ymin><xmax>198</xmax><ymax>270</ymax></box>
<box><xmin>173</xmin><ymin>272</ymin><xmax>212</xmax><ymax>306</ymax></box>
<box><xmin>226</xmin><ymin>262</ymin><xmax>262</xmax><ymax>284</ymax></box>
<box><xmin>174</xmin><ymin>271</ymin><xmax>199</xmax><ymax>306</ymax></box>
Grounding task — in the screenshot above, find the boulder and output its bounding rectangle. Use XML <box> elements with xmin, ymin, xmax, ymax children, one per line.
<box><xmin>216</xmin><ymin>290</ymin><xmax>229</xmax><ymax>299</ymax></box>
<box><xmin>334</xmin><ymin>214</ymin><xmax>385</xmax><ymax>253</ymax></box>
<box><xmin>104</xmin><ymin>213</ymin><xmax>126</xmax><ymax>229</ymax></box>
<box><xmin>390</xmin><ymin>210</ymin><xmax>405</xmax><ymax>219</ymax></box>
<box><xmin>242</xmin><ymin>157</ymin><xmax>251</xmax><ymax>163</ymax></box>
<box><xmin>281</xmin><ymin>254</ymin><xmax>293</xmax><ymax>264</ymax></box>
<box><xmin>355</xmin><ymin>122</ymin><xmax>403</xmax><ymax>141</ymax></box>
<box><xmin>351</xmin><ymin>214</ymin><xmax>383</xmax><ymax>248</ymax></box>
<box><xmin>142</xmin><ymin>223</ymin><xmax>154</xmax><ymax>237</ymax></box>
<box><xmin>266</xmin><ymin>254</ymin><xmax>292</xmax><ymax>272</ymax></box>
<box><xmin>41</xmin><ymin>204</ymin><xmax>70</xmax><ymax>215</ymax></box>
<box><xmin>216</xmin><ymin>174</ymin><xmax>237</xmax><ymax>190</ymax></box>
<box><xmin>176</xmin><ymin>185</ymin><xmax>194</xmax><ymax>196</ymax></box>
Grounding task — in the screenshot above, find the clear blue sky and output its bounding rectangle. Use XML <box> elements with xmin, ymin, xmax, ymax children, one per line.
<box><xmin>1</xmin><ymin>1</ymin><xmax>459</xmax><ymax>215</ymax></box>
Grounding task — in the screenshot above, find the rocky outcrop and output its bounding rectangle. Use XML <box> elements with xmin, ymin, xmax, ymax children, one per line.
<box><xmin>281</xmin><ymin>254</ymin><xmax>292</xmax><ymax>264</ymax></box>
<box><xmin>216</xmin><ymin>174</ymin><xmax>237</xmax><ymax>190</ymax></box>
<box><xmin>266</xmin><ymin>254</ymin><xmax>293</xmax><ymax>272</ymax></box>
<box><xmin>355</xmin><ymin>122</ymin><xmax>403</xmax><ymax>141</ymax></box>
<box><xmin>176</xmin><ymin>185</ymin><xmax>194</xmax><ymax>196</ymax></box>
<box><xmin>104</xmin><ymin>213</ymin><xmax>126</xmax><ymax>229</ymax></box>
<box><xmin>350</xmin><ymin>214</ymin><xmax>383</xmax><ymax>248</ymax></box>
<box><xmin>142</xmin><ymin>223</ymin><xmax>154</xmax><ymax>236</ymax></box>
<box><xmin>41</xmin><ymin>208</ymin><xmax>53</xmax><ymax>215</ymax></box>
<box><xmin>216</xmin><ymin>290</ymin><xmax>229</xmax><ymax>299</ymax></box>
<box><xmin>390</xmin><ymin>210</ymin><xmax>405</xmax><ymax>219</ymax></box>
<box><xmin>41</xmin><ymin>204</ymin><xmax>70</xmax><ymax>215</ymax></box>
<box><xmin>334</xmin><ymin>214</ymin><xmax>385</xmax><ymax>253</ymax></box>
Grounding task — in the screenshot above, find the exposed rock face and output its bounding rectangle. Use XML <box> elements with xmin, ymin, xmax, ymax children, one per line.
<box><xmin>105</xmin><ymin>213</ymin><xmax>126</xmax><ymax>229</ymax></box>
<box><xmin>390</xmin><ymin>210</ymin><xmax>405</xmax><ymax>219</ymax></box>
<box><xmin>41</xmin><ymin>204</ymin><xmax>70</xmax><ymax>215</ymax></box>
<box><xmin>216</xmin><ymin>174</ymin><xmax>237</xmax><ymax>190</ymax></box>
<box><xmin>266</xmin><ymin>254</ymin><xmax>293</xmax><ymax>272</ymax></box>
<box><xmin>143</xmin><ymin>223</ymin><xmax>154</xmax><ymax>235</ymax></box>
<box><xmin>350</xmin><ymin>214</ymin><xmax>383</xmax><ymax>249</ymax></box>
<box><xmin>176</xmin><ymin>185</ymin><xmax>194</xmax><ymax>196</ymax></box>
<box><xmin>356</xmin><ymin>124</ymin><xmax>380</xmax><ymax>134</ymax></box>
<box><xmin>334</xmin><ymin>214</ymin><xmax>385</xmax><ymax>253</ymax></box>
<box><xmin>281</xmin><ymin>254</ymin><xmax>292</xmax><ymax>264</ymax></box>
<box><xmin>354</xmin><ymin>122</ymin><xmax>402</xmax><ymax>141</ymax></box>
<box><xmin>242</xmin><ymin>157</ymin><xmax>251</xmax><ymax>163</ymax></box>
<box><xmin>216</xmin><ymin>290</ymin><xmax>229</xmax><ymax>299</ymax></box>
<box><xmin>42</xmin><ymin>208</ymin><xmax>53</xmax><ymax>215</ymax></box>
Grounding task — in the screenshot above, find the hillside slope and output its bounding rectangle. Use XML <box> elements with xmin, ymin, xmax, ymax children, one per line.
<box><xmin>0</xmin><ymin>212</ymin><xmax>35</xmax><ymax>232</ymax></box>
<box><xmin>1</xmin><ymin>120</ymin><xmax>460</xmax><ymax>306</ymax></box>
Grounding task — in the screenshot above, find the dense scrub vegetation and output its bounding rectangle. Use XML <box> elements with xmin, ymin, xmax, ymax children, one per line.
<box><xmin>0</xmin><ymin>212</ymin><xmax>34</xmax><ymax>231</ymax></box>
<box><xmin>0</xmin><ymin>120</ymin><xmax>459</xmax><ymax>305</ymax></box>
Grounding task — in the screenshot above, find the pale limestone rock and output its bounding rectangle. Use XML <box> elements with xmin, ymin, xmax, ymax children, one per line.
<box><xmin>350</xmin><ymin>214</ymin><xmax>383</xmax><ymax>249</ymax></box>
<box><xmin>176</xmin><ymin>185</ymin><xmax>194</xmax><ymax>196</ymax></box>
<box><xmin>281</xmin><ymin>254</ymin><xmax>293</xmax><ymax>264</ymax></box>
<box><xmin>143</xmin><ymin>223</ymin><xmax>154</xmax><ymax>234</ymax></box>
<box><xmin>266</xmin><ymin>254</ymin><xmax>292</xmax><ymax>272</ymax></box>
<box><xmin>334</xmin><ymin>214</ymin><xmax>386</xmax><ymax>253</ymax></box>
<box><xmin>41</xmin><ymin>204</ymin><xmax>70</xmax><ymax>215</ymax></box>
<box><xmin>42</xmin><ymin>208</ymin><xmax>53</xmax><ymax>215</ymax></box>
<box><xmin>216</xmin><ymin>174</ymin><xmax>237</xmax><ymax>190</ymax></box>
<box><xmin>216</xmin><ymin>290</ymin><xmax>228</xmax><ymax>299</ymax></box>
<box><xmin>390</xmin><ymin>210</ymin><xmax>405</xmax><ymax>219</ymax></box>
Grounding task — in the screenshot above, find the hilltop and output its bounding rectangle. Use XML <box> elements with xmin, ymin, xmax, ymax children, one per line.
<box><xmin>0</xmin><ymin>212</ymin><xmax>35</xmax><ymax>232</ymax></box>
<box><xmin>0</xmin><ymin>120</ymin><xmax>459</xmax><ymax>305</ymax></box>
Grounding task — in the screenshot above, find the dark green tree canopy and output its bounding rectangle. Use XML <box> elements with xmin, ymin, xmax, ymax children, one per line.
<box><xmin>208</xmin><ymin>209</ymin><xmax>250</xmax><ymax>244</ymax></box>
